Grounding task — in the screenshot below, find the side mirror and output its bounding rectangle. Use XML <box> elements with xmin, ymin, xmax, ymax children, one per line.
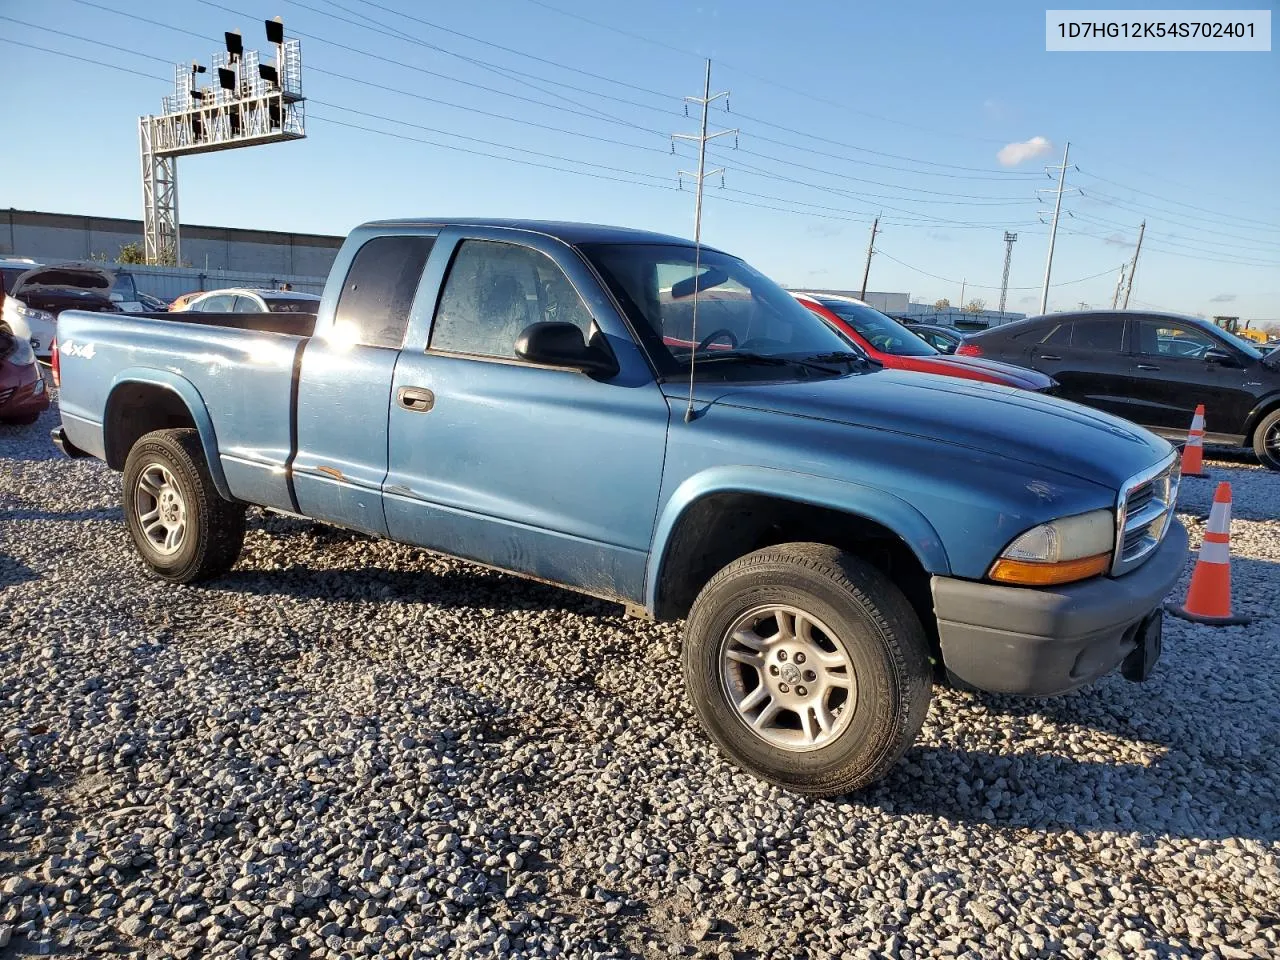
<box><xmin>515</xmin><ymin>321</ymin><xmax>618</xmax><ymax>378</ymax></box>
<box><xmin>1203</xmin><ymin>348</ymin><xmax>1237</xmax><ymax>367</ymax></box>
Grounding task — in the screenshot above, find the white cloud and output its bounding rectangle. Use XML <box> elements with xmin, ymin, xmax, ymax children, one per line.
<box><xmin>997</xmin><ymin>136</ymin><xmax>1052</xmax><ymax>167</ymax></box>
<box><xmin>1209</xmin><ymin>293</ymin><xmax>1236</xmax><ymax>303</ymax></box>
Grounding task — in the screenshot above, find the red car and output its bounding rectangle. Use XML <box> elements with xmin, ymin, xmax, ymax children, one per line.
<box><xmin>792</xmin><ymin>293</ymin><xmax>1056</xmax><ymax>392</ymax></box>
<box><xmin>0</xmin><ymin>323</ymin><xmax>50</xmax><ymax>425</ymax></box>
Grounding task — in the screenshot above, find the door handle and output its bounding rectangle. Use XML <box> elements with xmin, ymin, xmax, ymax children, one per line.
<box><xmin>1136</xmin><ymin>363</ymin><xmax>1160</xmax><ymax>371</ymax></box>
<box><xmin>1038</xmin><ymin>354</ymin><xmax>1061</xmax><ymax>361</ymax></box>
<box><xmin>397</xmin><ymin>386</ymin><xmax>435</xmax><ymax>412</ymax></box>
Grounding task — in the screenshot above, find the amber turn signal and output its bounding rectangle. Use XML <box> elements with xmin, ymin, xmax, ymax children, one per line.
<box><xmin>988</xmin><ymin>551</ymin><xmax>1111</xmax><ymax>586</ymax></box>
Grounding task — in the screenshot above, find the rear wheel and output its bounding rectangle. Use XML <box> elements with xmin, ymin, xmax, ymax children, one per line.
<box><xmin>1254</xmin><ymin>408</ymin><xmax>1280</xmax><ymax>471</ymax></box>
<box><xmin>122</xmin><ymin>428</ymin><xmax>246</xmax><ymax>582</ymax></box>
<box><xmin>682</xmin><ymin>542</ymin><xmax>932</xmax><ymax>796</ymax></box>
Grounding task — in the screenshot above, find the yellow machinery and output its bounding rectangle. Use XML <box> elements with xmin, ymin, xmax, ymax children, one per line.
<box><xmin>1212</xmin><ymin>316</ymin><xmax>1270</xmax><ymax>345</ymax></box>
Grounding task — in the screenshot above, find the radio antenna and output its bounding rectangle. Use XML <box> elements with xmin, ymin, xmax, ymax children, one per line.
<box><xmin>672</xmin><ymin>60</ymin><xmax>737</xmax><ymax>423</ymax></box>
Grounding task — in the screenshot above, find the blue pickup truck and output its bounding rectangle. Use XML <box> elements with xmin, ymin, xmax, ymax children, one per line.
<box><xmin>51</xmin><ymin>219</ymin><xmax>1187</xmax><ymax>795</ymax></box>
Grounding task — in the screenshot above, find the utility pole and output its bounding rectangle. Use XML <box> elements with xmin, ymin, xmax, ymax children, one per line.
<box><xmin>1122</xmin><ymin>219</ymin><xmax>1145</xmax><ymax>309</ymax></box>
<box><xmin>1038</xmin><ymin>141</ymin><xmax>1071</xmax><ymax>315</ymax></box>
<box><xmin>859</xmin><ymin>214</ymin><xmax>880</xmax><ymax>300</ymax></box>
<box><xmin>998</xmin><ymin>231</ymin><xmax>1018</xmax><ymax>314</ymax></box>
<box><xmin>959</xmin><ymin>278</ymin><xmax>966</xmax><ymax>310</ymax></box>
<box><xmin>1111</xmin><ymin>262</ymin><xmax>1127</xmax><ymax>309</ymax></box>
<box><xmin>671</xmin><ymin>60</ymin><xmax>737</xmax><ymax>422</ymax></box>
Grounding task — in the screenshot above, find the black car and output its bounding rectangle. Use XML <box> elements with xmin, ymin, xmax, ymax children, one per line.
<box><xmin>958</xmin><ymin>310</ymin><xmax>1280</xmax><ymax>470</ymax></box>
<box><xmin>903</xmin><ymin>322</ymin><xmax>966</xmax><ymax>354</ymax></box>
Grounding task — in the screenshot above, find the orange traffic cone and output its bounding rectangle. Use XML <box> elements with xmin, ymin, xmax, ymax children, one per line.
<box><xmin>1180</xmin><ymin>404</ymin><xmax>1209</xmax><ymax>478</ymax></box>
<box><xmin>1166</xmin><ymin>482</ymin><xmax>1250</xmax><ymax>626</ymax></box>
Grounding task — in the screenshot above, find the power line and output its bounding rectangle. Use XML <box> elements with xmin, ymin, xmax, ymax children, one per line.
<box><xmin>876</xmin><ymin>250</ymin><xmax>1118</xmax><ymax>291</ymax></box>
<box><xmin>1069</xmin><ymin>210</ymin><xmax>1280</xmax><ymax>258</ymax></box>
<box><xmin>21</xmin><ymin>11</ymin><xmax>1047</xmax><ymax>232</ymax></box>
<box><xmin>1057</xmin><ymin>224</ymin><xmax>1278</xmax><ymax>269</ymax></box>
<box><xmin>1078</xmin><ymin>169</ymin><xmax>1280</xmax><ymax>231</ymax></box>
<box><xmin>192</xmin><ymin>0</ymin><xmax>671</xmax><ymax>138</ymax></box>
<box><xmin>520</xmin><ymin>0</ymin><xmax>1012</xmax><ymax>146</ymax></box>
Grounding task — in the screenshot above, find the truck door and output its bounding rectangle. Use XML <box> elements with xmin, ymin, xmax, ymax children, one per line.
<box><xmin>292</xmin><ymin>234</ymin><xmax>436</xmax><ymax>536</ymax></box>
<box><xmin>383</xmin><ymin>230</ymin><xmax>669</xmax><ymax>604</ymax></box>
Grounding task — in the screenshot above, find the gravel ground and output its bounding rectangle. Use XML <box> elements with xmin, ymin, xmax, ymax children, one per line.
<box><xmin>2</xmin><ymin>392</ymin><xmax>1278</xmax><ymax>960</ymax></box>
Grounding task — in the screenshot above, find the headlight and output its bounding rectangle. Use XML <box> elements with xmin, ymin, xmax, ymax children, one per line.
<box><xmin>988</xmin><ymin>509</ymin><xmax>1114</xmax><ymax>586</ymax></box>
<box><xmin>15</xmin><ymin>302</ymin><xmax>53</xmax><ymax>323</ymax></box>
<box><xmin>3</xmin><ymin>335</ymin><xmax>36</xmax><ymax>366</ymax></box>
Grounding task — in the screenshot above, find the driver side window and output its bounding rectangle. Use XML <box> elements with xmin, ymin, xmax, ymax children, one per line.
<box><xmin>1137</xmin><ymin>320</ymin><xmax>1219</xmax><ymax>359</ymax></box>
<box><xmin>430</xmin><ymin>240</ymin><xmax>594</xmax><ymax>360</ymax></box>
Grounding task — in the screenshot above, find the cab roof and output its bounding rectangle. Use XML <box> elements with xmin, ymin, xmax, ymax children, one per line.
<box><xmin>359</xmin><ymin>218</ymin><xmax>715</xmax><ymax>250</ymax></box>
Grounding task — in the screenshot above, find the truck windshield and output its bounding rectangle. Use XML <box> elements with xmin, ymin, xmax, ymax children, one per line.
<box><xmin>581</xmin><ymin>243</ymin><xmax>856</xmax><ymax>379</ymax></box>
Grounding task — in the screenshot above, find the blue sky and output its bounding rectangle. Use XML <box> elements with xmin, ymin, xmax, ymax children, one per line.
<box><xmin>2</xmin><ymin>0</ymin><xmax>1277</xmax><ymax>317</ymax></box>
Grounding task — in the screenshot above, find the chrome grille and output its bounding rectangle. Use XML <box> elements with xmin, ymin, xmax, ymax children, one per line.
<box><xmin>1112</xmin><ymin>454</ymin><xmax>1180</xmax><ymax>576</ymax></box>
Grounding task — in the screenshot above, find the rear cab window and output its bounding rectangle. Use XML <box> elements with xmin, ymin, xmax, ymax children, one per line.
<box><xmin>333</xmin><ymin>235</ymin><xmax>436</xmax><ymax>348</ymax></box>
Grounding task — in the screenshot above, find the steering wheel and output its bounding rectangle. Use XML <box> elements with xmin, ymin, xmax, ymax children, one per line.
<box><xmin>696</xmin><ymin>328</ymin><xmax>739</xmax><ymax>351</ymax></box>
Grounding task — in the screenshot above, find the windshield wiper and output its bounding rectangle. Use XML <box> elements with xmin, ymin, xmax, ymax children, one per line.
<box><xmin>804</xmin><ymin>351</ymin><xmax>878</xmax><ymax>369</ymax></box>
<box><xmin>692</xmin><ymin>351</ymin><xmax>843</xmax><ymax>376</ymax></box>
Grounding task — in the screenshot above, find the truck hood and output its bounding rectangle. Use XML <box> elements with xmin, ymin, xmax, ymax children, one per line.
<box><xmin>675</xmin><ymin>371</ymin><xmax>1172</xmax><ymax>490</ymax></box>
<box><xmin>10</xmin><ymin>262</ymin><xmax>114</xmax><ymax>297</ymax></box>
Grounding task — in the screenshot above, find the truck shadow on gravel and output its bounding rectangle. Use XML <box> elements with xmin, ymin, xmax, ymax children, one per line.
<box><xmin>0</xmin><ymin>552</ymin><xmax>40</xmax><ymax>586</ymax></box>
<box><xmin>863</xmin><ymin>737</ymin><xmax>1279</xmax><ymax>844</ymax></box>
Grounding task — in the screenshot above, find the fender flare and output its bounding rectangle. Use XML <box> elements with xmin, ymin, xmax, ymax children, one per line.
<box><xmin>104</xmin><ymin>369</ymin><xmax>232</xmax><ymax>500</ymax></box>
<box><xmin>643</xmin><ymin>465</ymin><xmax>951</xmax><ymax>613</ymax></box>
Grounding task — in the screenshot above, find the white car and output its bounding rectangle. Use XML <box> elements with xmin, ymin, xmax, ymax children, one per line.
<box><xmin>175</xmin><ymin>288</ymin><xmax>321</xmax><ymax>314</ymax></box>
<box><xmin>1</xmin><ymin>262</ymin><xmax>127</xmax><ymax>360</ymax></box>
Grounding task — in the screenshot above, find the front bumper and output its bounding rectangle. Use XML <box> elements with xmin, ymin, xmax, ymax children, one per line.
<box><xmin>931</xmin><ymin>518</ymin><xmax>1188</xmax><ymax>696</ymax></box>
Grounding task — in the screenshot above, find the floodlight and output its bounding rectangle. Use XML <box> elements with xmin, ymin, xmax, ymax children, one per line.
<box><xmin>224</xmin><ymin>30</ymin><xmax>243</xmax><ymax>58</ymax></box>
<box><xmin>265</xmin><ymin>17</ymin><xmax>284</xmax><ymax>44</ymax></box>
<box><xmin>218</xmin><ymin>67</ymin><xmax>237</xmax><ymax>90</ymax></box>
<box><xmin>191</xmin><ymin>62</ymin><xmax>207</xmax><ymax>75</ymax></box>
<box><xmin>259</xmin><ymin>63</ymin><xmax>278</xmax><ymax>85</ymax></box>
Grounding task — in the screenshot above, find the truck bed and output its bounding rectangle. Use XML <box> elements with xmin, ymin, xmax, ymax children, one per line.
<box><xmin>126</xmin><ymin>310</ymin><xmax>317</xmax><ymax>338</ymax></box>
<box><xmin>55</xmin><ymin>309</ymin><xmax>313</xmax><ymax>511</ymax></box>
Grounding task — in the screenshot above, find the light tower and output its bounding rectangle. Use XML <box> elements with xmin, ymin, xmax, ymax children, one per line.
<box><xmin>998</xmin><ymin>231</ymin><xmax>1017</xmax><ymax>314</ymax></box>
<box><xmin>139</xmin><ymin>17</ymin><xmax>305</xmax><ymax>265</ymax></box>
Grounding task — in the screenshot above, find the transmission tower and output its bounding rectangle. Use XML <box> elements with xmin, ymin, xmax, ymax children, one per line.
<box><xmin>997</xmin><ymin>232</ymin><xmax>1017</xmax><ymax>314</ymax></box>
<box><xmin>140</xmin><ymin>18</ymin><xmax>306</xmax><ymax>264</ymax></box>
<box><xmin>1037</xmin><ymin>142</ymin><xmax>1078</xmax><ymax>314</ymax></box>
<box><xmin>671</xmin><ymin>60</ymin><xmax>737</xmax><ymax>422</ymax></box>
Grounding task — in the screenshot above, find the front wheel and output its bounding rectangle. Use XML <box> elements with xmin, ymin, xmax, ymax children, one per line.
<box><xmin>1253</xmin><ymin>408</ymin><xmax>1280</xmax><ymax>471</ymax></box>
<box><xmin>682</xmin><ymin>542</ymin><xmax>932</xmax><ymax>796</ymax></box>
<box><xmin>122</xmin><ymin>428</ymin><xmax>246</xmax><ymax>583</ymax></box>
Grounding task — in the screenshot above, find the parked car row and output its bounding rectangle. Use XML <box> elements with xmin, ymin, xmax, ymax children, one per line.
<box><xmin>0</xmin><ymin>322</ymin><xmax>50</xmax><ymax>424</ymax></box>
<box><xmin>791</xmin><ymin>294</ymin><xmax>1055</xmax><ymax>392</ymax></box>
<box><xmin>959</xmin><ymin>311</ymin><xmax>1280</xmax><ymax>469</ymax></box>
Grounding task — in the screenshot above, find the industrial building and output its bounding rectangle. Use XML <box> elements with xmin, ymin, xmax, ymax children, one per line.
<box><xmin>1</xmin><ymin>208</ymin><xmax>342</xmax><ymax>281</ymax></box>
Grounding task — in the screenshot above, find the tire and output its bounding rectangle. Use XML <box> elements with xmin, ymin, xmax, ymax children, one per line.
<box><xmin>1253</xmin><ymin>407</ymin><xmax>1280</xmax><ymax>471</ymax></box>
<box><xmin>682</xmin><ymin>542</ymin><xmax>932</xmax><ymax>796</ymax></box>
<box><xmin>122</xmin><ymin>428</ymin><xmax>246</xmax><ymax>583</ymax></box>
